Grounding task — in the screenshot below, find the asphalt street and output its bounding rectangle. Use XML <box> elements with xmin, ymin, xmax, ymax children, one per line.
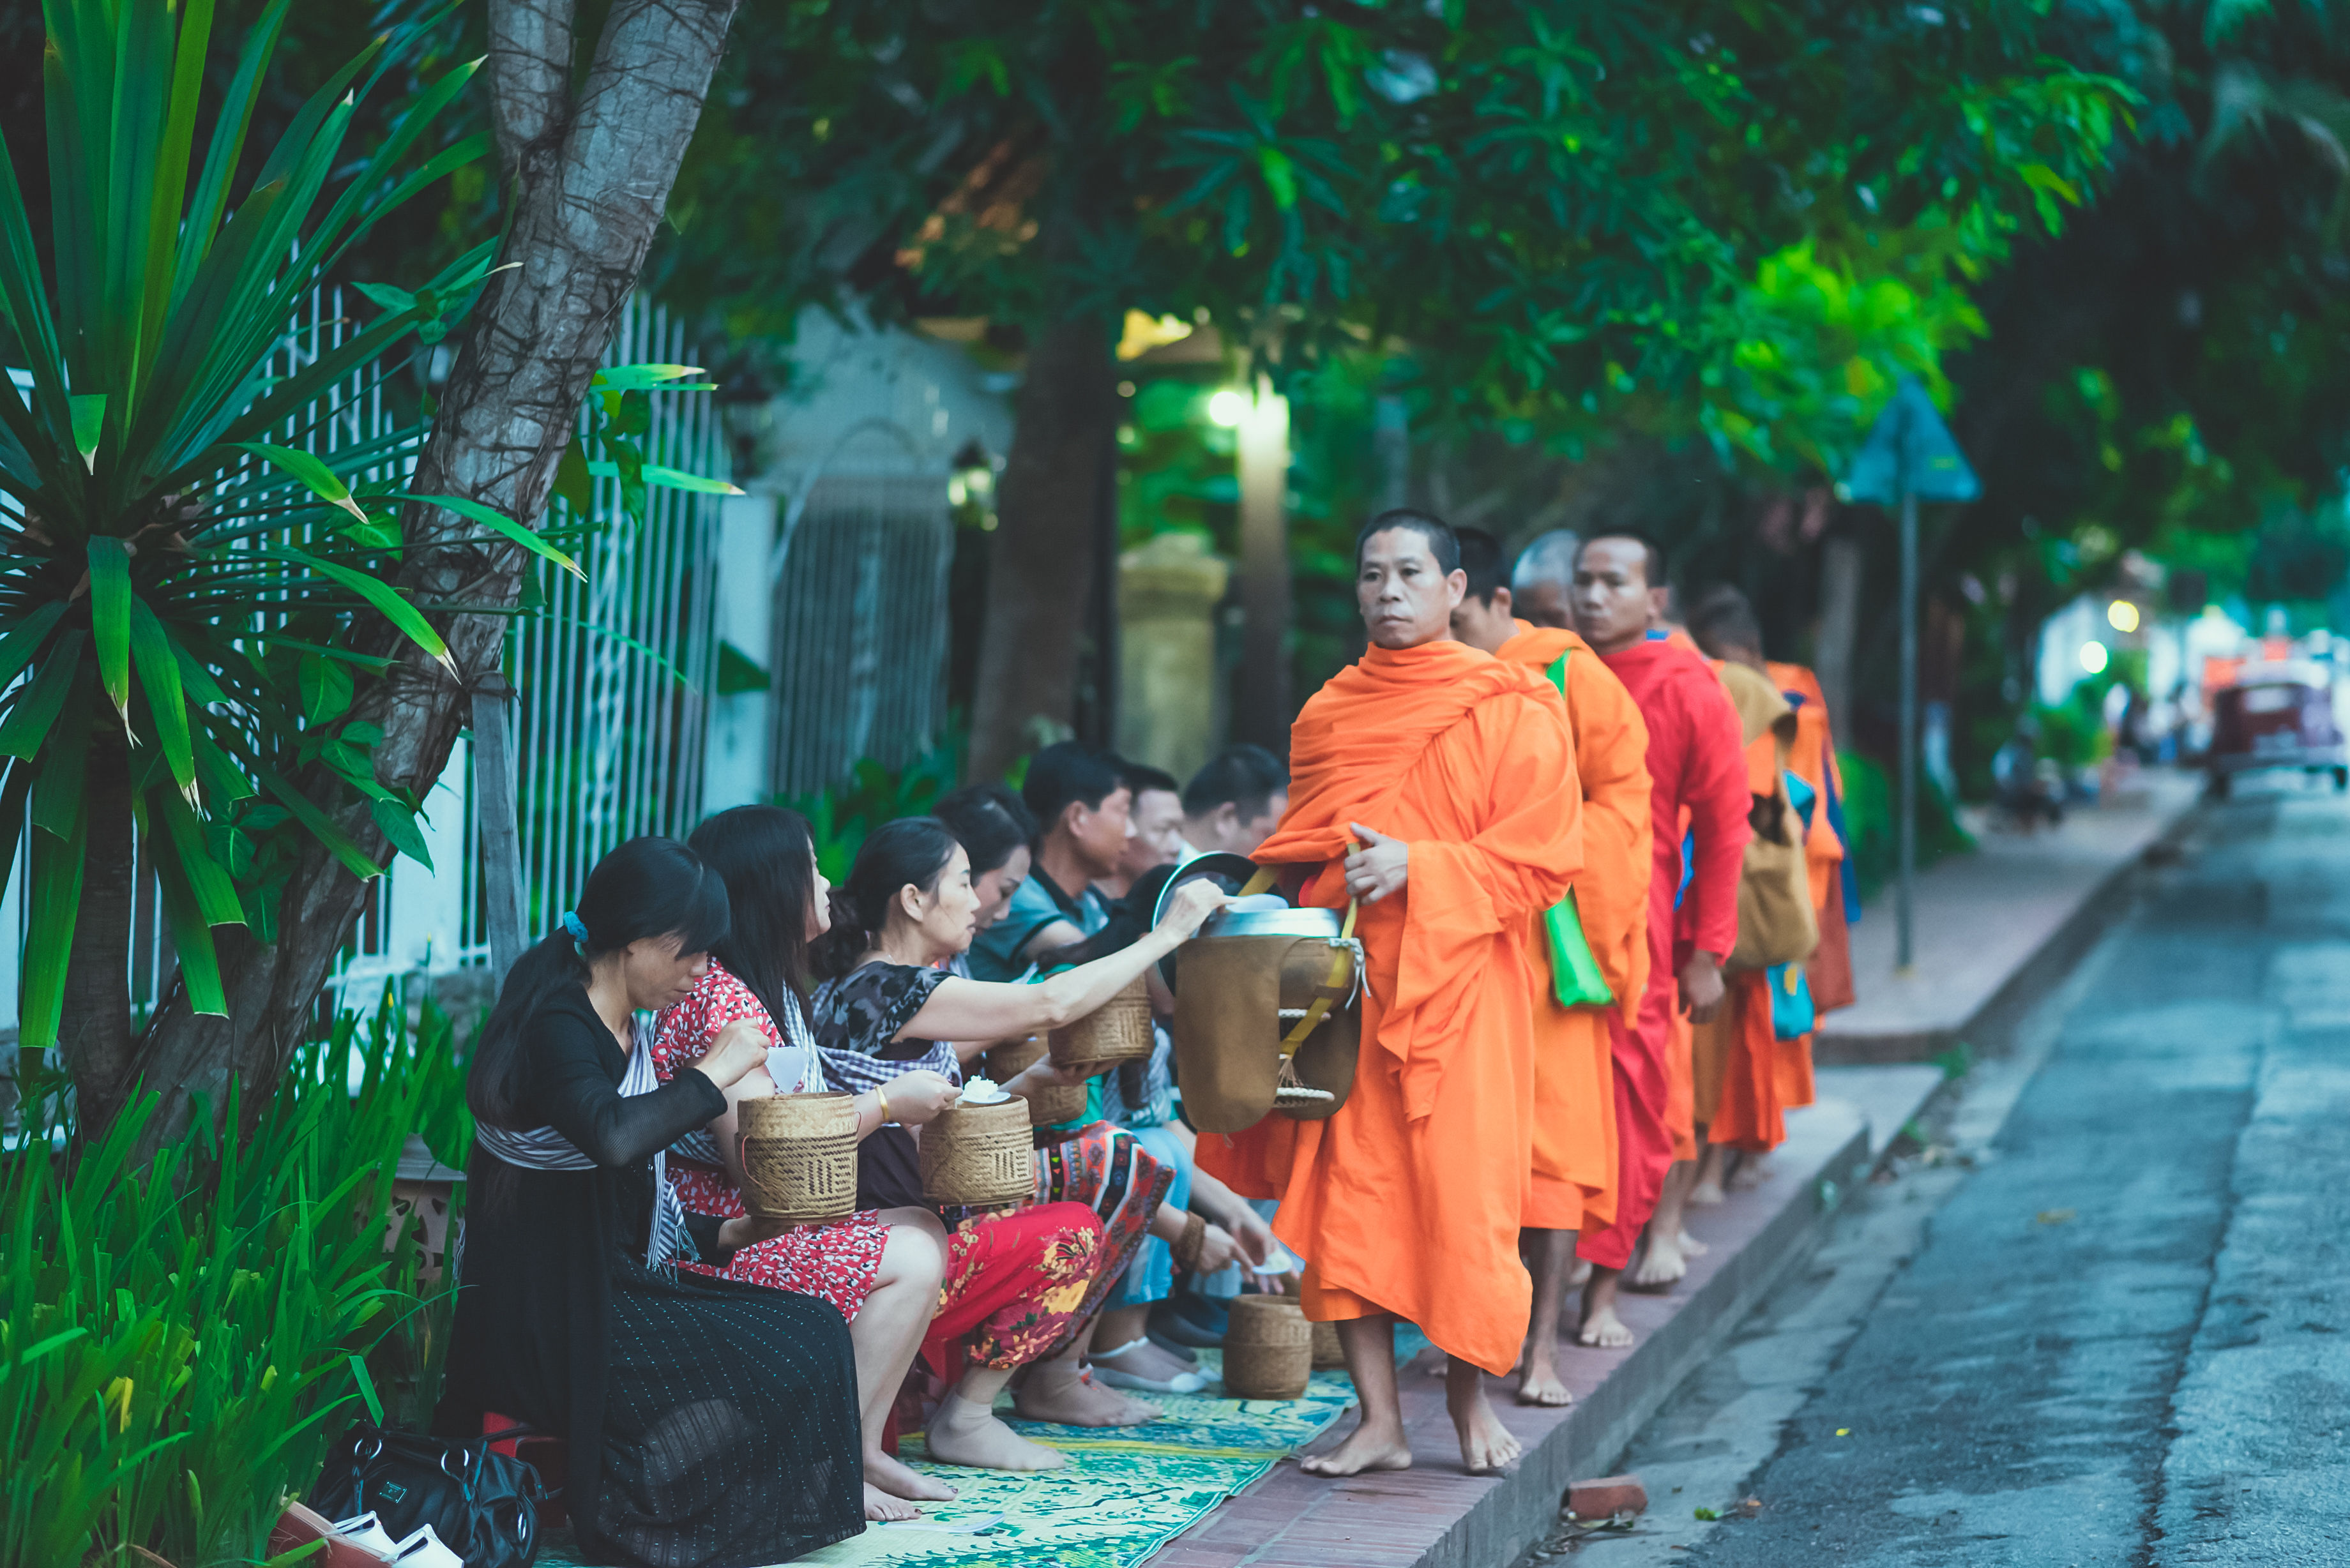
<box><xmin>1553</xmin><ymin>780</ymin><xmax>2350</xmax><ymax>1567</ymax></box>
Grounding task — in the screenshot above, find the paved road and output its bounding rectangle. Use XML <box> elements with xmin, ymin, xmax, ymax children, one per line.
<box><xmin>1558</xmin><ymin>783</ymin><xmax>2350</xmax><ymax>1567</ymax></box>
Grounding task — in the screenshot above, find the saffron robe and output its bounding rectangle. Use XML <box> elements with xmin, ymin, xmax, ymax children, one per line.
<box><xmin>1770</xmin><ymin>661</ymin><xmax>1853</xmax><ymax>1018</ymax></box>
<box><xmin>1196</xmin><ymin>640</ymin><xmax>1580</xmax><ymax>1375</ymax></box>
<box><xmin>1577</xmin><ymin>640</ymin><xmax>1748</xmax><ymax>1270</ymax></box>
<box><xmin>1497</xmin><ymin>622</ymin><xmax>1650</xmax><ymax>1232</ymax></box>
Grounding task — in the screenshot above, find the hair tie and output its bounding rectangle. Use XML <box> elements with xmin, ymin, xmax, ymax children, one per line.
<box><xmin>562</xmin><ymin>910</ymin><xmax>590</xmax><ymax>954</ymax></box>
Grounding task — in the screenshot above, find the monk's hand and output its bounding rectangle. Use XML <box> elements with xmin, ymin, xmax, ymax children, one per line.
<box><xmin>1156</xmin><ymin>877</ymin><xmax>1231</xmax><ymax>940</ymax></box>
<box><xmin>1344</xmin><ymin>824</ymin><xmax>1409</xmax><ymax>903</ymax></box>
<box><xmin>1679</xmin><ymin>951</ymin><xmax>1727</xmax><ymax>1025</ymax></box>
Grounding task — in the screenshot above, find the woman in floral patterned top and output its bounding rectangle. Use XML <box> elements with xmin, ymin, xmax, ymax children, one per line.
<box><xmin>657</xmin><ymin>807</ymin><xmax>1109</xmax><ymax>1481</ymax></box>
<box><xmin>812</xmin><ymin>817</ymin><xmax>1247</xmax><ymax>1434</ymax></box>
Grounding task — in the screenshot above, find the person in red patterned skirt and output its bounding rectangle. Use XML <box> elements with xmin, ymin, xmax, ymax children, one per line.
<box><xmin>656</xmin><ymin>806</ymin><xmax>1113</xmax><ymax>1491</ymax></box>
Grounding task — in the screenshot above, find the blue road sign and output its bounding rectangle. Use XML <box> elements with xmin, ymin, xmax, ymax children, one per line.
<box><xmin>1841</xmin><ymin>376</ymin><xmax>1980</xmax><ymax>505</ymax></box>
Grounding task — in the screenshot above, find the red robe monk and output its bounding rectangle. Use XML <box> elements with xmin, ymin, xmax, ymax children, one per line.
<box><xmin>1568</xmin><ymin>536</ymin><xmax>1749</xmax><ymax>1348</ymax></box>
<box><xmin>1452</xmin><ymin>523</ymin><xmax>1654</xmax><ymax>1408</ymax></box>
<box><xmin>1200</xmin><ymin>514</ymin><xmax>1579</xmax><ymax>1476</ymax></box>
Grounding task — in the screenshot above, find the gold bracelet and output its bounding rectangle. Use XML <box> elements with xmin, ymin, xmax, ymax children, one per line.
<box><xmin>874</xmin><ymin>1089</ymin><xmax>891</xmax><ymax>1126</ymax></box>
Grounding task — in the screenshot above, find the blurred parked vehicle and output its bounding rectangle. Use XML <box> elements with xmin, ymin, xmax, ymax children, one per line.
<box><xmin>2205</xmin><ymin>661</ymin><xmax>2347</xmax><ymax>799</ymax></box>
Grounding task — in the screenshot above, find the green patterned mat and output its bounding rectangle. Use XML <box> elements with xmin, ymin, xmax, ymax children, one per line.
<box><xmin>539</xmin><ymin>1350</ymin><xmax>1363</xmax><ymax>1567</ymax></box>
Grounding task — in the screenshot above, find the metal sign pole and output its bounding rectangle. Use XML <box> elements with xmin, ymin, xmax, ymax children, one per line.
<box><xmin>1897</xmin><ymin>482</ymin><xmax>1918</xmax><ymax>974</ymax></box>
<box><xmin>473</xmin><ymin>674</ymin><xmax>527</xmax><ymax>984</ymax></box>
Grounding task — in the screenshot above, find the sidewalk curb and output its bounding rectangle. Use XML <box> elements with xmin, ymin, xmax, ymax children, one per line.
<box><xmin>1816</xmin><ymin>798</ymin><xmax>2204</xmax><ymax>1066</ymax></box>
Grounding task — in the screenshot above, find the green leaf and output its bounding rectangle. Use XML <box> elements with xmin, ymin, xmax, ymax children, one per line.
<box><xmin>152</xmin><ymin>845</ymin><xmax>229</xmax><ymax>1016</ymax></box>
<box><xmin>128</xmin><ymin>598</ymin><xmax>195</xmax><ymax>796</ymax></box>
<box><xmin>235</xmin><ymin>441</ymin><xmax>369</xmax><ymax>524</ymax></box>
<box><xmin>551</xmin><ymin>437</ymin><xmax>593</xmax><ymax>516</ymax></box>
<box><xmin>19</xmin><ymin>806</ymin><xmax>86</xmax><ymax>1051</ymax></box>
<box><xmin>641</xmin><ymin>465</ymin><xmax>746</xmax><ymax>497</ymax></box>
<box><xmin>589</xmin><ymin>363</ymin><xmax>706</xmax><ymax>392</ymax></box>
<box><xmin>0</xmin><ymin>633</ymin><xmax>88</xmax><ymax>759</ymax></box>
<box><xmin>298</xmin><ymin>654</ymin><xmax>354</xmax><ymax>726</ymax></box>
<box><xmin>269</xmin><ymin>547</ymin><xmax>455</xmax><ymax>675</ymax></box>
<box><xmin>0</xmin><ymin>601</ymin><xmax>69</xmax><ymax>692</ymax></box>
<box><xmin>257</xmin><ymin>769</ymin><xmax>380</xmax><ymax>880</ymax></box>
<box><xmin>400</xmin><ymin>490</ymin><xmax>584</xmax><ymax>577</ymax></box>
<box><xmin>371</xmin><ymin>796</ymin><xmax>434</xmax><ymax>871</ymax></box>
<box><xmin>155</xmin><ymin>787</ymin><xmax>243</xmax><ymax>928</ymax></box>
<box><xmin>349</xmin><ymin>1355</ymin><xmax>384</xmax><ymax>1425</ymax></box>
<box><xmin>27</xmin><ymin>668</ymin><xmax>90</xmax><ymax>841</ymax></box>
<box><xmin>338</xmin><ymin>516</ymin><xmax>404</xmax><ymax>551</ymax></box>
<box><xmin>70</xmin><ymin>393</ymin><xmax>105</xmax><ymax>471</ymax></box>
<box><xmin>350</xmin><ymin>280</ymin><xmax>418</xmax><ymax>313</ymax></box>
<box><xmin>87</xmin><ymin>538</ymin><xmax>133</xmax><ymax>720</ymax></box>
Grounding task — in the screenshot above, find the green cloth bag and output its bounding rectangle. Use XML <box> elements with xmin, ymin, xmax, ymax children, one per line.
<box><xmin>1543</xmin><ymin>650</ymin><xmax>1614</xmax><ymax>1008</ymax></box>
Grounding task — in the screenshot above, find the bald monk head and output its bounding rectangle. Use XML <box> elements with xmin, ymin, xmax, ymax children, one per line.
<box><xmin>1510</xmin><ymin>529</ymin><xmax>1582</xmax><ymax>631</ymax></box>
<box><xmin>1573</xmin><ymin>531</ymin><xmax>1670</xmax><ymax>654</ymax></box>
<box><xmin>1688</xmin><ymin>584</ymin><xmax>1769</xmax><ymax>675</ymax></box>
<box><xmin>1356</xmin><ymin>509</ymin><xmax>1466</xmax><ymax>649</ymax></box>
<box><xmin>1448</xmin><ymin>525</ymin><xmax>1519</xmax><ymax>654</ymax></box>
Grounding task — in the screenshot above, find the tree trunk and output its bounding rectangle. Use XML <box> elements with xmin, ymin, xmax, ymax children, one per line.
<box><xmin>1816</xmin><ymin>533</ymin><xmax>1863</xmax><ymax>749</ymax></box>
<box><xmin>128</xmin><ymin>0</ymin><xmax>743</xmax><ymax>1149</ymax></box>
<box><xmin>967</xmin><ymin>313</ymin><xmax>1119</xmax><ymax>781</ymax></box>
<box><xmin>59</xmin><ymin>725</ymin><xmax>134</xmax><ymax>1133</ymax></box>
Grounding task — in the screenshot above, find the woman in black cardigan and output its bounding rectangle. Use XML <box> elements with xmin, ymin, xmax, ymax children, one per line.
<box><xmin>438</xmin><ymin>837</ymin><xmax>865</xmax><ymax>1565</ymax></box>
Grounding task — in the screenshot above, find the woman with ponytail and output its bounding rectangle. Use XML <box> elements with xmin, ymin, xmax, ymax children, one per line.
<box><xmin>651</xmin><ymin>806</ymin><xmax>1107</xmax><ymax>1481</ymax></box>
<box><xmin>810</xmin><ymin>817</ymin><xmax>1246</xmax><ymax>1429</ymax></box>
<box><xmin>439</xmin><ymin>837</ymin><xmax>862</xmax><ymax>1567</ymax></box>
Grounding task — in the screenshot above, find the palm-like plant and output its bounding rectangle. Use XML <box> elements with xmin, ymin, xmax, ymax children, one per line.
<box><xmin>0</xmin><ymin>0</ymin><xmax>560</xmax><ymax>1106</ymax></box>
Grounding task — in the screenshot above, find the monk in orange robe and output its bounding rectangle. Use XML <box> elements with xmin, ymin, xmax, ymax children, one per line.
<box><xmin>1198</xmin><ymin>511</ymin><xmax>1580</xmax><ymax>1475</ymax></box>
<box><xmin>1685</xmin><ymin>589</ymin><xmax>1856</xmax><ymax>1188</ymax></box>
<box><xmin>1453</xmin><ymin>526</ymin><xmax>1651</xmax><ymax>1406</ymax></box>
<box><xmin>1688</xmin><ymin>658</ymin><xmax>1803</xmax><ymax>1163</ymax></box>
<box><xmin>1568</xmin><ymin>534</ymin><xmax>1748</xmax><ymax>1348</ymax></box>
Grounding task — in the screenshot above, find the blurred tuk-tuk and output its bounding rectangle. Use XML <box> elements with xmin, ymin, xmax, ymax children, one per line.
<box><xmin>2206</xmin><ymin>660</ymin><xmax>2347</xmax><ymax>798</ymax></box>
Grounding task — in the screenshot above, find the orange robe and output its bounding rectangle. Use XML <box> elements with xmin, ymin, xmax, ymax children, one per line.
<box><xmin>1697</xmin><ymin>662</ymin><xmax>1804</xmax><ymax>1152</ymax></box>
<box><xmin>1196</xmin><ymin>640</ymin><xmax>1581</xmax><ymax>1375</ymax></box>
<box><xmin>1771</xmin><ymin>661</ymin><xmax>1853</xmax><ymax>1018</ymax></box>
<box><xmin>1496</xmin><ymin>622</ymin><xmax>1649</xmax><ymax>1232</ymax></box>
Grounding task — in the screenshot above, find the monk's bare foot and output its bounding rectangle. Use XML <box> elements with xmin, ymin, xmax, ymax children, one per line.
<box><xmin>1728</xmin><ymin>1152</ymin><xmax>1773</xmax><ymax>1191</ymax></box>
<box><xmin>1577</xmin><ymin>1297</ymin><xmax>1634</xmax><ymax>1349</ymax></box>
<box><xmin>1515</xmin><ymin>1352</ymin><xmax>1573</xmax><ymax>1408</ymax></box>
<box><xmin>1445</xmin><ymin>1362</ymin><xmax>1523</xmax><ymax>1473</ymax></box>
<box><xmin>864</xmin><ymin>1482</ymin><xmax>920</xmax><ymax>1521</ymax></box>
<box><xmin>867</xmin><ymin>1449</ymin><xmax>956</xmax><ymax>1503</ymax></box>
<box><xmin>1568</xmin><ymin>1256</ymin><xmax>1592</xmax><ymax>1289</ymax></box>
<box><xmin>1299</xmin><ymin>1416</ymin><xmax>1414</xmax><ymax>1476</ymax></box>
<box><xmin>1678</xmin><ymin>1228</ymin><xmax>1711</xmax><ymax>1258</ymax></box>
<box><xmin>925</xmin><ymin>1394</ymin><xmax>1067</xmax><ymax>1471</ymax></box>
<box><xmin>1690</xmin><ymin>1145</ymin><xmax>1731</xmax><ymax>1207</ymax></box>
<box><xmin>1689</xmin><ymin>1173</ymin><xmax>1726</xmax><ymax>1207</ymax></box>
<box><xmin>1628</xmin><ymin>1230</ymin><xmax>1690</xmax><ymax>1290</ymax></box>
<box><xmin>1015</xmin><ymin>1364</ymin><xmax>1160</xmax><ymax>1428</ymax></box>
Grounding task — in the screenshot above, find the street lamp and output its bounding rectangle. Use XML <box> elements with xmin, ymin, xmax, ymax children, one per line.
<box><xmin>2107</xmin><ymin>599</ymin><xmax>2140</xmax><ymax>633</ymax></box>
<box><xmin>1207</xmin><ymin>388</ymin><xmax>1249</xmax><ymax>427</ymax></box>
<box><xmin>2080</xmin><ymin>642</ymin><xmax>2110</xmax><ymax>675</ymax></box>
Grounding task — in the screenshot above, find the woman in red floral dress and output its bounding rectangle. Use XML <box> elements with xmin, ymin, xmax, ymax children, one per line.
<box><xmin>656</xmin><ymin>807</ymin><xmax>1111</xmax><ymax>1481</ymax></box>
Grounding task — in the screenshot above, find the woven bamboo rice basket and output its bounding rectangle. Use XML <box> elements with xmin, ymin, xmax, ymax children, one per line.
<box><xmin>1222</xmin><ymin>1294</ymin><xmax>1312</xmax><ymax>1399</ymax></box>
<box><xmin>919</xmin><ymin>1096</ymin><xmax>1036</xmax><ymax>1207</ymax></box>
<box><xmin>1047</xmin><ymin>976</ymin><xmax>1155</xmax><ymax>1067</ymax></box>
<box><xmin>738</xmin><ymin>1092</ymin><xmax>860</xmax><ymax>1224</ymax></box>
<box><xmin>982</xmin><ymin>1034</ymin><xmax>1089</xmax><ymax>1129</ymax></box>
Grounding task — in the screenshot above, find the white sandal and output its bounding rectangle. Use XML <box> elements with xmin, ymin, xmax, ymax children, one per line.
<box><xmin>1088</xmin><ymin>1338</ymin><xmax>1209</xmax><ymax>1395</ymax></box>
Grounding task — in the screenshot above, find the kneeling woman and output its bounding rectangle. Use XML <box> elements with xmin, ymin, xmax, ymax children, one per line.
<box><xmin>812</xmin><ymin>818</ymin><xmax>1241</xmax><ymax>1429</ymax></box>
<box><xmin>653</xmin><ymin>804</ymin><xmax>1107</xmax><ymax>1481</ymax></box>
<box><xmin>437</xmin><ymin>838</ymin><xmax>861</xmax><ymax>1567</ymax></box>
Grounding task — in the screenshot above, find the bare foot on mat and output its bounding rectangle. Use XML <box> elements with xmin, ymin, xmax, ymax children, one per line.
<box><xmin>866</xmin><ymin>1450</ymin><xmax>955</xmax><ymax>1503</ymax></box>
<box><xmin>863</xmin><ymin>1482</ymin><xmax>921</xmax><ymax>1521</ymax></box>
<box><xmin>925</xmin><ymin>1395</ymin><xmax>1068</xmax><ymax>1472</ymax></box>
